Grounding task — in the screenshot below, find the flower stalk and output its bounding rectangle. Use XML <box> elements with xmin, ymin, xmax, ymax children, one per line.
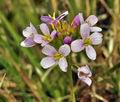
<box><xmin>68</xmin><ymin>55</ymin><xmax>76</xmax><ymax>102</ymax></box>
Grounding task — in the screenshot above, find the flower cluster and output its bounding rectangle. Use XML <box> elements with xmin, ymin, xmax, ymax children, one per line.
<box><xmin>21</xmin><ymin>11</ymin><xmax>103</xmax><ymax>86</ymax></box>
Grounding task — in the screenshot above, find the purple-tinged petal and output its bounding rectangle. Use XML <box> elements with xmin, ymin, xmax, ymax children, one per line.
<box><xmin>64</xmin><ymin>36</ymin><xmax>72</xmax><ymax>45</ymax></box>
<box><xmin>56</xmin><ymin>11</ymin><xmax>68</xmax><ymax>20</ymax></box>
<box><xmin>85</xmin><ymin>45</ymin><xmax>96</xmax><ymax>60</ymax></box>
<box><xmin>42</xmin><ymin>45</ymin><xmax>57</xmax><ymax>56</ymax></box>
<box><xmin>71</xmin><ymin>14</ymin><xmax>80</xmax><ymax>28</ymax></box>
<box><xmin>40</xmin><ymin>23</ymin><xmax>50</xmax><ymax>35</ymax></box>
<box><xmin>59</xmin><ymin>44</ymin><xmax>71</xmax><ymax>56</ymax></box>
<box><xmin>41</xmin><ymin>41</ymin><xmax>49</xmax><ymax>47</ymax></box>
<box><xmin>50</xmin><ymin>30</ymin><xmax>57</xmax><ymax>39</ymax></box>
<box><xmin>34</xmin><ymin>34</ymin><xmax>42</xmax><ymax>44</ymax></box>
<box><xmin>90</xmin><ymin>26</ymin><xmax>102</xmax><ymax>32</ymax></box>
<box><xmin>58</xmin><ymin>57</ymin><xmax>68</xmax><ymax>72</ymax></box>
<box><xmin>23</xmin><ymin>23</ymin><xmax>37</xmax><ymax>37</ymax></box>
<box><xmin>86</xmin><ymin>15</ymin><xmax>98</xmax><ymax>26</ymax></box>
<box><xmin>52</xmin><ymin>20</ymin><xmax>59</xmax><ymax>26</ymax></box>
<box><xmin>79</xmin><ymin>13</ymin><xmax>84</xmax><ymax>24</ymax></box>
<box><xmin>80</xmin><ymin>23</ymin><xmax>90</xmax><ymax>38</ymax></box>
<box><xmin>40</xmin><ymin>57</ymin><xmax>56</xmax><ymax>69</ymax></box>
<box><xmin>20</xmin><ymin>37</ymin><xmax>35</xmax><ymax>47</ymax></box>
<box><xmin>71</xmin><ymin>39</ymin><xmax>84</xmax><ymax>52</ymax></box>
<box><xmin>40</xmin><ymin>16</ymin><xmax>53</xmax><ymax>24</ymax></box>
<box><xmin>78</xmin><ymin>65</ymin><xmax>92</xmax><ymax>78</ymax></box>
<box><xmin>80</xmin><ymin>77</ymin><xmax>92</xmax><ymax>86</ymax></box>
<box><xmin>90</xmin><ymin>32</ymin><xmax>103</xmax><ymax>45</ymax></box>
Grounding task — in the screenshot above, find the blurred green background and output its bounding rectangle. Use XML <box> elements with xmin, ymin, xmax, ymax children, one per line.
<box><xmin>0</xmin><ymin>0</ymin><xmax>120</xmax><ymax>102</ymax></box>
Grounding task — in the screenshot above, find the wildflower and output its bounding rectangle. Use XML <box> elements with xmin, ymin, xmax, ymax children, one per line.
<box><xmin>41</xmin><ymin>11</ymin><xmax>68</xmax><ymax>27</ymax></box>
<box><xmin>20</xmin><ymin>23</ymin><xmax>38</xmax><ymax>47</ymax></box>
<box><xmin>79</xmin><ymin>13</ymin><xmax>102</xmax><ymax>32</ymax></box>
<box><xmin>71</xmin><ymin>23</ymin><xmax>103</xmax><ymax>60</ymax></box>
<box><xmin>34</xmin><ymin>23</ymin><xmax>57</xmax><ymax>46</ymax></box>
<box><xmin>64</xmin><ymin>36</ymin><xmax>72</xmax><ymax>45</ymax></box>
<box><xmin>40</xmin><ymin>44</ymin><xmax>70</xmax><ymax>72</ymax></box>
<box><xmin>78</xmin><ymin>65</ymin><xmax>92</xmax><ymax>86</ymax></box>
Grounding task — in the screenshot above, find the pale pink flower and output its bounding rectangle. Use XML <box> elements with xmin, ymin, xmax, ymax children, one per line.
<box><xmin>20</xmin><ymin>23</ymin><xmax>38</xmax><ymax>47</ymax></box>
<box><xmin>40</xmin><ymin>44</ymin><xmax>71</xmax><ymax>72</ymax></box>
<box><xmin>71</xmin><ymin>23</ymin><xmax>103</xmax><ymax>60</ymax></box>
<box><xmin>79</xmin><ymin>13</ymin><xmax>102</xmax><ymax>32</ymax></box>
<box><xmin>78</xmin><ymin>65</ymin><xmax>92</xmax><ymax>86</ymax></box>
<box><xmin>34</xmin><ymin>23</ymin><xmax>57</xmax><ymax>47</ymax></box>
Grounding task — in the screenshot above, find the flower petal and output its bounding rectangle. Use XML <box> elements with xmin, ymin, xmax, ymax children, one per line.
<box><xmin>86</xmin><ymin>15</ymin><xmax>98</xmax><ymax>26</ymax></box>
<box><xmin>50</xmin><ymin>30</ymin><xmax>57</xmax><ymax>39</ymax></box>
<box><xmin>59</xmin><ymin>44</ymin><xmax>71</xmax><ymax>56</ymax></box>
<box><xmin>79</xmin><ymin>13</ymin><xmax>84</xmax><ymax>24</ymax></box>
<box><xmin>90</xmin><ymin>26</ymin><xmax>102</xmax><ymax>32</ymax></box>
<box><xmin>58</xmin><ymin>57</ymin><xmax>68</xmax><ymax>72</ymax></box>
<box><xmin>40</xmin><ymin>57</ymin><xmax>56</xmax><ymax>69</ymax></box>
<box><xmin>90</xmin><ymin>32</ymin><xmax>103</xmax><ymax>45</ymax></box>
<box><xmin>34</xmin><ymin>34</ymin><xmax>42</xmax><ymax>44</ymax></box>
<box><xmin>85</xmin><ymin>45</ymin><xmax>96</xmax><ymax>60</ymax></box>
<box><xmin>71</xmin><ymin>39</ymin><xmax>84</xmax><ymax>52</ymax></box>
<box><xmin>20</xmin><ymin>37</ymin><xmax>35</xmax><ymax>47</ymax></box>
<box><xmin>81</xmin><ymin>77</ymin><xmax>92</xmax><ymax>86</ymax></box>
<box><xmin>80</xmin><ymin>23</ymin><xmax>90</xmax><ymax>38</ymax></box>
<box><xmin>41</xmin><ymin>41</ymin><xmax>49</xmax><ymax>47</ymax></box>
<box><xmin>78</xmin><ymin>65</ymin><xmax>92</xmax><ymax>78</ymax></box>
<box><xmin>56</xmin><ymin>11</ymin><xmax>68</xmax><ymax>20</ymax></box>
<box><xmin>71</xmin><ymin>14</ymin><xmax>80</xmax><ymax>28</ymax></box>
<box><xmin>40</xmin><ymin>23</ymin><xmax>50</xmax><ymax>35</ymax></box>
<box><xmin>23</xmin><ymin>23</ymin><xmax>37</xmax><ymax>37</ymax></box>
<box><xmin>42</xmin><ymin>45</ymin><xmax>57</xmax><ymax>56</ymax></box>
<box><xmin>40</xmin><ymin>16</ymin><xmax>53</xmax><ymax>24</ymax></box>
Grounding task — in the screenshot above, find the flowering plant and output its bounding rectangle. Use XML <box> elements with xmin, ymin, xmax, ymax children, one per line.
<box><xmin>21</xmin><ymin>11</ymin><xmax>102</xmax><ymax>92</ymax></box>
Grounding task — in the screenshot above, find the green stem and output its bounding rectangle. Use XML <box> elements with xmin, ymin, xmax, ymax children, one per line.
<box><xmin>68</xmin><ymin>56</ymin><xmax>76</xmax><ymax>102</ymax></box>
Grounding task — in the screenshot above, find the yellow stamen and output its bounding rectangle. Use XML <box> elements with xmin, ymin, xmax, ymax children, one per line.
<box><xmin>83</xmin><ymin>38</ymin><xmax>92</xmax><ymax>46</ymax></box>
<box><xmin>43</xmin><ymin>35</ymin><xmax>52</xmax><ymax>42</ymax></box>
<box><xmin>53</xmin><ymin>12</ymin><xmax>56</xmax><ymax>19</ymax></box>
<box><xmin>53</xmin><ymin>53</ymin><xmax>63</xmax><ymax>60</ymax></box>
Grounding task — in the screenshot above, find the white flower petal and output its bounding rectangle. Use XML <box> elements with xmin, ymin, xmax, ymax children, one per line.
<box><xmin>40</xmin><ymin>57</ymin><xmax>56</xmax><ymax>69</ymax></box>
<box><xmin>20</xmin><ymin>37</ymin><xmax>35</xmax><ymax>47</ymax></box>
<box><xmin>79</xmin><ymin>13</ymin><xmax>84</xmax><ymax>24</ymax></box>
<box><xmin>86</xmin><ymin>15</ymin><xmax>98</xmax><ymax>26</ymax></box>
<box><xmin>56</xmin><ymin>11</ymin><xmax>69</xmax><ymax>20</ymax></box>
<box><xmin>81</xmin><ymin>77</ymin><xmax>92</xmax><ymax>86</ymax></box>
<box><xmin>42</xmin><ymin>45</ymin><xmax>57</xmax><ymax>56</ymax></box>
<box><xmin>90</xmin><ymin>32</ymin><xmax>103</xmax><ymax>45</ymax></box>
<box><xmin>59</xmin><ymin>44</ymin><xmax>71</xmax><ymax>56</ymax></box>
<box><xmin>34</xmin><ymin>34</ymin><xmax>42</xmax><ymax>44</ymax></box>
<box><xmin>41</xmin><ymin>41</ymin><xmax>49</xmax><ymax>47</ymax></box>
<box><xmin>85</xmin><ymin>45</ymin><xmax>96</xmax><ymax>60</ymax></box>
<box><xmin>90</xmin><ymin>26</ymin><xmax>102</xmax><ymax>32</ymax></box>
<box><xmin>71</xmin><ymin>39</ymin><xmax>84</xmax><ymax>52</ymax></box>
<box><xmin>78</xmin><ymin>65</ymin><xmax>92</xmax><ymax>78</ymax></box>
<box><xmin>58</xmin><ymin>57</ymin><xmax>68</xmax><ymax>72</ymax></box>
<box><xmin>23</xmin><ymin>23</ymin><xmax>37</xmax><ymax>37</ymax></box>
<box><xmin>80</xmin><ymin>23</ymin><xmax>90</xmax><ymax>38</ymax></box>
<box><xmin>40</xmin><ymin>23</ymin><xmax>50</xmax><ymax>35</ymax></box>
<box><xmin>50</xmin><ymin>30</ymin><xmax>57</xmax><ymax>39</ymax></box>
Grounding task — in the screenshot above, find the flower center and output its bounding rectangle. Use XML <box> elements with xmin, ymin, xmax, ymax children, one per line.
<box><xmin>53</xmin><ymin>53</ymin><xmax>63</xmax><ymax>60</ymax></box>
<box><xmin>83</xmin><ymin>38</ymin><xmax>92</xmax><ymax>46</ymax></box>
<box><xmin>43</xmin><ymin>35</ymin><xmax>52</xmax><ymax>42</ymax></box>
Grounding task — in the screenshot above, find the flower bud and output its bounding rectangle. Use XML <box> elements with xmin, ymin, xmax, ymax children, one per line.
<box><xmin>64</xmin><ymin>36</ymin><xmax>72</xmax><ymax>45</ymax></box>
